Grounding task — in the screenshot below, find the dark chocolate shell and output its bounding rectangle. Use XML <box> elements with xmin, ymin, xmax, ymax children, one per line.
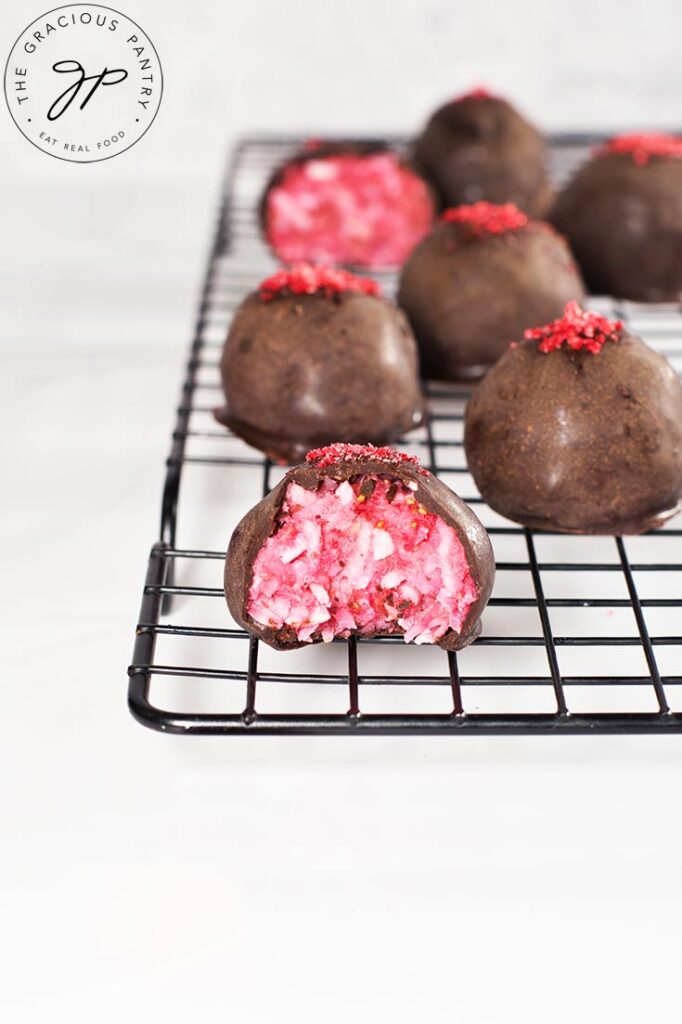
<box><xmin>413</xmin><ymin>94</ymin><xmax>551</xmax><ymax>217</ymax></box>
<box><xmin>464</xmin><ymin>330</ymin><xmax>682</xmax><ymax>534</ymax></box>
<box><xmin>215</xmin><ymin>289</ymin><xmax>424</xmax><ymax>463</ymax></box>
<box><xmin>550</xmin><ymin>152</ymin><xmax>682</xmax><ymax>302</ymax></box>
<box><xmin>398</xmin><ymin>218</ymin><xmax>585</xmax><ymax>382</ymax></box>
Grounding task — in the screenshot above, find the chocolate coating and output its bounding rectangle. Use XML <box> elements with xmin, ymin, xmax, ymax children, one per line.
<box><xmin>225</xmin><ymin>455</ymin><xmax>495</xmax><ymax>650</ymax></box>
<box><xmin>397</xmin><ymin>220</ymin><xmax>585</xmax><ymax>382</ymax></box>
<box><xmin>464</xmin><ymin>331</ymin><xmax>682</xmax><ymax>534</ymax></box>
<box><xmin>551</xmin><ymin>153</ymin><xmax>682</xmax><ymax>302</ymax></box>
<box><xmin>413</xmin><ymin>95</ymin><xmax>551</xmax><ymax>216</ymax></box>
<box><xmin>215</xmin><ymin>291</ymin><xmax>424</xmax><ymax>463</ymax></box>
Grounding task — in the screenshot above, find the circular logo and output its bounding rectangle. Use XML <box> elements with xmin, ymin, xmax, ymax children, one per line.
<box><xmin>4</xmin><ymin>4</ymin><xmax>162</xmax><ymax>162</ymax></box>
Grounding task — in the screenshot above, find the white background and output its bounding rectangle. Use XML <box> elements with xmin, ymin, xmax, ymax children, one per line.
<box><xmin>2</xmin><ymin>1</ymin><xmax>682</xmax><ymax>1020</ymax></box>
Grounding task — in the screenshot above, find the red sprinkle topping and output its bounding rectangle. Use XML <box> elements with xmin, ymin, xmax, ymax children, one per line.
<box><xmin>456</xmin><ymin>86</ymin><xmax>493</xmax><ymax>101</ymax></box>
<box><xmin>306</xmin><ymin>443</ymin><xmax>427</xmax><ymax>473</ymax></box>
<box><xmin>596</xmin><ymin>133</ymin><xmax>682</xmax><ymax>166</ymax></box>
<box><xmin>441</xmin><ymin>202</ymin><xmax>528</xmax><ymax>237</ymax></box>
<box><xmin>523</xmin><ymin>301</ymin><xmax>624</xmax><ymax>354</ymax></box>
<box><xmin>259</xmin><ymin>263</ymin><xmax>381</xmax><ymax>301</ymax></box>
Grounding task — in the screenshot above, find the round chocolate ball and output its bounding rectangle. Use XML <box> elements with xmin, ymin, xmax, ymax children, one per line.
<box><xmin>413</xmin><ymin>89</ymin><xmax>551</xmax><ymax>217</ymax></box>
<box><xmin>260</xmin><ymin>140</ymin><xmax>434</xmax><ymax>268</ymax></box>
<box><xmin>464</xmin><ymin>302</ymin><xmax>682</xmax><ymax>534</ymax></box>
<box><xmin>226</xmin><ymin>444</ymin><xmax>494</xmax><ymax>651</ymax></box>
<box><xmin>551</xmin><ymin>133</ymin><xmax>682</xmax><ymax>302</ymax></box>
<box><xmin>397</xmin><ymin>202</ymin><xmax>585</xmax><ymax>381</ymax></box>
<box><xmin>214</xmin><ymin>265</ymin><xmax>424</xmax><ymax>463</ymax></box>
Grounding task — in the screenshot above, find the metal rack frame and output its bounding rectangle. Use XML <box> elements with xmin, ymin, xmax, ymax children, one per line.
<box><xmin>128</xmin><ymin>134</ymin><xmax>682</xmax><ymax>735</ymax></box>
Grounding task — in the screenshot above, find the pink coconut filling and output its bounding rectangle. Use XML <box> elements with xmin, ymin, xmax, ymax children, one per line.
<box><xmin>265</xmin><ymin>153</ymin><xmax>434</xmax><ymax>267</ymax></box>
<box><xmin>247</xmin><ymin>476</ymin><xmax>477</xmax><ymax>645</ymax></box>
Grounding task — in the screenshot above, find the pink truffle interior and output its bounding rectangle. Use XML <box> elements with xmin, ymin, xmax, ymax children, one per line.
<box><xmin>247</xmin><ymin>475</ymin><xmax>477</xmax><ymax>645</ymax></box>
<box><xmin>265</xmin><ymin>153</ymin><xmax>434</xmax><ymax>267</ymax></box>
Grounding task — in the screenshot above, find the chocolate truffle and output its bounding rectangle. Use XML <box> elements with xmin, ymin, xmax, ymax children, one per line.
<box><xmin>225</xmin><ymin>444</ymin><xmax>495</xmax><ymax>650</ymax></box>
<box><xmin>413</xmin><ymin>88</ymin><xmax>551</xmax><ymax>217</ymax></box>
<box><xmin>551</xmin><ymin>133</ymin><xmax>682</xmax><ymax>302</ymax></box>
<box><xmin>261</xmin><ymin>140</ymin><xmax>434</xmax><ymax>268</ymax></box>
<box><xmin>397</xmin><ymin>202</ymin><xmax>585</xmax><ymax>381</ymax></box>
<box><xmin>214</xmin><ymin>264</ymin><xmax>424</xmax><ymax>463</ymax></box>
<box><xmin>464</xmin><ymin>302</ymin><xmax>682</xmax><ymax>534</ymax></box>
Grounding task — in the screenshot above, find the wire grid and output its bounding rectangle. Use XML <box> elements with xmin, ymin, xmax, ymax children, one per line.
<box><xmin>128</xmin><ymin>134</ymin><xmax>682</xmax><ymax>735</ymax></box>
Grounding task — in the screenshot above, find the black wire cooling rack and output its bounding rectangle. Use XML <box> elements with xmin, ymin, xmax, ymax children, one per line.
<box><xmin>128</xmin><ymin>133</ymin><xmax>682</xmax><ymax>735</ymax></box>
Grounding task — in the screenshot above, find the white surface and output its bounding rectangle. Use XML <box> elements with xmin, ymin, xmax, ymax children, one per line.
<box><xmin>2</xmin><ymin>1</ymin><xmax>682</xmax><ymax>1020</ymax></box>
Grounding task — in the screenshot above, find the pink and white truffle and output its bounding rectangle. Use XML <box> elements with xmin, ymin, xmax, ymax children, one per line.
<box><xmin>225</xmin><ymin>444</ymin><xmax>494</xmax><ymax>651</ymax></box>
<box><xmin>261</xmin><ymin>141</ymin><xmax>435</xmax><ymax>269</ymax></box>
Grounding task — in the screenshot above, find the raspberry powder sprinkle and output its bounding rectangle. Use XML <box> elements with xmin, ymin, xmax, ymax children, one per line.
<box><xmin>456</xmin><ymin>86</ymin><xmax>494</xmax><ymax>101</ymax></box>
<box><xmin>441</xmin><ymin>202</ymin><xmax>529</xmax><ymax>237</ymax></box>
<box><xmin>523</xmin><ymin>301</ymin><xmax>624</xmax><ymax>354</ymax></box>
<box><xmin>305</xmin><ymin>442</ymin><xmax>424</xmax><ymax>471</ymax></box>
<box><xmin>597</xmin><ymin>133</ymin><xmax>682</xmax><ymax>166</ymax></box>
<box><xmin>259</xmin><ymin>263</ymin><xmax>381</xmax><ymax>301</ymax></box>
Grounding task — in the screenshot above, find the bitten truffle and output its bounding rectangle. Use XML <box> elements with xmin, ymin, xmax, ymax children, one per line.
<box><xmin>397</xmin><ymin>202</ymin><xmax>584</xmax><ymax>381</ymax></box>
<box><xmin>214</xmin><ymin>264</ymin><xmax>424</xmax><ymax>463</ymax></box>
<box><xmin>551</xmin><ymin>133</ymin><xmax>682</xmax><ymax>302</ymax></box>
<box><xmin>413</xmin><ymin>88</ymin><xmax>551</xmax><ymax>217</ymax></box>
<box><xmin>225</xmin><ymin>444</ymin><xmax>495</xmax><ymax>650</ymax></box>
<box><xmin>261</xmin><ymin>140</ymin><xmax>434</xmax><ymax>268</ymax></box>
<box><xmin>464</xmin><ymin>302</ymin><xmax>682</xmax><ymax>534</ymax></box>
